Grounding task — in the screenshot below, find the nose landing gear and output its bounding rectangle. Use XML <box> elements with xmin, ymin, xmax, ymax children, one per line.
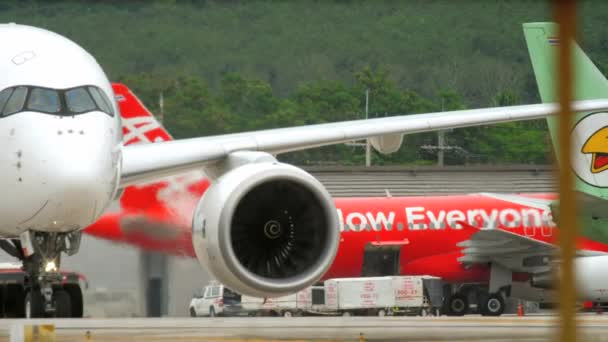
<box><xmin>9</xmin><ymin>231</ymin><xmax>84</xmax><ymax>318</ymax></box>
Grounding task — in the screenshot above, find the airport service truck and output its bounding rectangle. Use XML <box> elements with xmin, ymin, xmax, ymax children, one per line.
<box><xmin>309</xmin><ymin>276</ymin><xmax>443</xmax><ymax>316</ymax></box>
<box><xmin>190</xmin><ymin>281</ymin><xmax>311</xmax><ymax>317</ymax></box>
<box><xmin>189</xmin><ymin>281</ymin><xmax>239</xmax><ymax>317</ymax></box>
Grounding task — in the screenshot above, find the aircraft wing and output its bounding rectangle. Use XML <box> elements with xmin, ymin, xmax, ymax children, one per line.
<box><xmin>458</xmin><ymin>227</ymin><xmax>555</xmax><ymax>272</ymax></box>
<box><xmin>458</xmin><ymin>225</ymin><xmax>605</xmax><ymax>274</ymax></box>
<box><xmin>119</xmin><ymin>99</ymin><xmax>608</xmax><ymax>187</ymax></box>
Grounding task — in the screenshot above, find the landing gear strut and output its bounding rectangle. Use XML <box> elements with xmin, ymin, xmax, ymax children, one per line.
<box><xmin>479</xmin><ymin>263</ymin><xmax>511</xmax><ymax>317</ymax></box>
<box><xmin>6</xmin><ymin>231</ymin><xmax>84</xmax><ymax>318</ymax></box>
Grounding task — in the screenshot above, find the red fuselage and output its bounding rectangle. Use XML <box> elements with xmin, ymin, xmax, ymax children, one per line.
<box><xmin>84</xmin><ymin>182</ymin><xmax>608</xmax><ymax>285</ymax></box>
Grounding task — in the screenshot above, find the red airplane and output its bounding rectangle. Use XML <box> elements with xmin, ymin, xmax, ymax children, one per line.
<box><xmin>84</xmin><ymin>84</ymin><xmax>608</xmax><ymax>316</ymax></box>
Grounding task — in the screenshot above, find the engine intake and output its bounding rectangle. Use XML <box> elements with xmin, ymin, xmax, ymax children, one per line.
<box><xmin>231</xmin><ymin>179</ymin><xmax>327</xmax><ymax>279</ymax></box>
<box><xmin>192</xmin><ymin>159</ymin><xmax>339</xmax><ymax>298</ymax></box>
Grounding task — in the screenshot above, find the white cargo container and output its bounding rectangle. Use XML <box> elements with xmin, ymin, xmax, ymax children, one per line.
<box><xmin>310</xmin><ymin>276</ymin><xmax>441</xmax><ymax>316</ymax></box>
<box><xmin>324</xmin><ymin>277</ymin><xmax>394</xmax><ymax>314</ymax></box>
<box><xmin>393</xmin><ymin>276</ymin><xmax>425</xmax><ymax>307</ymax></box>
<box><xmin>244</xmin><ymin>287</ymin><xmax>312</xmax><ymax>317</ymax></box>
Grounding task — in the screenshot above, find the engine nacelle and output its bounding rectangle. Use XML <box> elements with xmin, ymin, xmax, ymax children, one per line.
<box><xmin>192</xmin><ymin>160</ymin><xmax>339</xmax><ymax>298</ymax></box>
<box><xmin>530</xmin><ymin>271</ymin><xmax>553</xmax><ymax>289</ymax></box>
<box><xmin>575</xmin><ymin>255</ymin><xmax>608</xmax><ymax>302</ymax></box>
<box><xmin>530</xmin><ymin>255</ymin><xmax>608</xmax><ymax>302</ymax></box>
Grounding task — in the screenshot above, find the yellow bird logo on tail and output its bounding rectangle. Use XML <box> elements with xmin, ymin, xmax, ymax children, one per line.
<box><xmin>582</xmin><ymin>126</ymin><xmax>608</xmax><ymax>173</ymax></box>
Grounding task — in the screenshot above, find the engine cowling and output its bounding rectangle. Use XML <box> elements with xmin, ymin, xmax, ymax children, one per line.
<box><xmin>530</xmin><ymin>255</ymin><xmax>608</xmax><ymax>302</ymax></box>
<box><xmin>192</xmin><ymin>161</ymin><xmax>339</xmax><ymax>298</ymax></box>
<box><xmin>575</xmin><ymin>255</ymin><xmax>608</xmax><ymax>302</ymax></box>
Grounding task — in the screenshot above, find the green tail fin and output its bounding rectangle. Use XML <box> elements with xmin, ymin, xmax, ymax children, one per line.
<box><xmin>524</xmin><ymin>22</ymin><xmax>608</xmax><ymax>199</ymax></box>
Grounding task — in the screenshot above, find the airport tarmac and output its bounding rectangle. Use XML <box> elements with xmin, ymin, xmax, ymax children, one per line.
<box><xmin>1</xmin><ymin>315</ymin><xmax>608</xmax><ymax>342</ymax></box>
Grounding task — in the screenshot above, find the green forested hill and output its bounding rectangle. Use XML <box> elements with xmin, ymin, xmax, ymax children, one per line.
<box><xmin>2</xmin><ymin>1</ymin><xmax>607</xmax><ymax>165</ymax></box>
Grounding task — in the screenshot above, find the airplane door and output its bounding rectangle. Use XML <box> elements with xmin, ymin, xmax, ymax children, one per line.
<box><xmin>361</xmin><ymin>244</ymin><xmax>401</xmax><ymax>276</ymax></box>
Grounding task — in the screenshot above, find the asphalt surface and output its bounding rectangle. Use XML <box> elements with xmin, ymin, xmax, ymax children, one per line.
<box><xmin>1</xmin><ymin>315</ymin><xmax>608</xmax><ymax>341</ymax></box>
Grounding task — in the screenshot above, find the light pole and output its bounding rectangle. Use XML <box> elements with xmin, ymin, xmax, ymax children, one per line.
<box><xmin>438</xmin><ymin>97</ymin><xmax>445</xmax><ymax>167</ymax></box>
<box><xmin>365</xmin><ymin>88</ymin><xmax>371</xmax><ymax>167</ymax></box>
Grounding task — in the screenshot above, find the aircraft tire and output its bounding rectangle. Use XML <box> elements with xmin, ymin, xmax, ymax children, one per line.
<box><xmin>64</xmin><ymin>284</ymin><xmax>83</xmax><ymax>318</ymax></box>
<box><xmin>5</xmin><ymin>284</ymin><xmax>25</xmax><ymax>318</ymax></box>
<box><xmin>480</xmin><ymin>293</ymin><xmax>505</xmax><ymax>316</ymax></box>
<box><xmin>0</xmin><ymin>285</ymin><xmax>5</xmax><ymax>318</ymax></box>
<box><xmin>53</xmin><ymin>290</ymin><xmax>72</xmax><ymax>318</ymax></box>
<box><xmin>447</xmin><ymin>293</ymin><xmax>468</xmax><ymax>316</ymax></box>
<box><xmin>25</xmin><ymin>290</ymin><xmax>44</xmax><ymax>318</ymax></box>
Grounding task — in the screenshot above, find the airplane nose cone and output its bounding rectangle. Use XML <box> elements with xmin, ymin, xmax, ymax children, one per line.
<box><xmin>27</xmin><ymin>142</ymin><xmax>117</xmax><ymax>231</ymax></box>
<box><xmin>50</xmin><ymin>165</ymin><xmax>109</xmax><ymax>219</ymax></box>
<box><xmin>0</xmin><ymin>114</ymin><xmax>119</xmax><ymax>233</ymax></box>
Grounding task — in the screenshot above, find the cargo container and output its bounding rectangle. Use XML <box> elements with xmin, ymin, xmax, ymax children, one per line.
<box><xmin>309</xmin><ymin>276</ymin><xmax>443</xmax><ymax>316</ymax></box>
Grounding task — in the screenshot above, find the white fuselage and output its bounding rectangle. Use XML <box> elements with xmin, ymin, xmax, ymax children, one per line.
<box><xmin>0</xmin><ymin>23</ymin><xmax>121</xmax><ymax>236</ymax></box>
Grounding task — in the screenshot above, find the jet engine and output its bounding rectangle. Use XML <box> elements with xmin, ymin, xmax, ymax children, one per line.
<box><xmin>192</xmin><ymin>155</ymin><xmax>339</xmax><ymax>298</ymax></box>
<box><xmin>574</xmin><ymin>255</ymin><xmax>608</xmax><ymax>302</ymax></box>
<box><xmin>530</xmin><ymin>255</ymin><xmax>608</xmax><ymax>302</ymax></box>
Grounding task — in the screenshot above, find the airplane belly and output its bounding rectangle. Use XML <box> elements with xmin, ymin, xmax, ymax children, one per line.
<box><xmin>0</xmin><ymin>113</ymin><xmax>120</xmax><ymax>235</ymax></box>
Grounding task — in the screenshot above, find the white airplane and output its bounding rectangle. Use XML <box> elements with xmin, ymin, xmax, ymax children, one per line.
<box><xmin>1</xmin><ymin>23</ymin><xmax>607</xmax><ymax>318</ymax></box>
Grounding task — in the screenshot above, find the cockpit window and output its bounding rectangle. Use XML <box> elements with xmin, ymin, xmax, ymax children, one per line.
<box><xmin>2</xmin><ymin>87</ymin><xmax>27</xmax><ymax>116</ymax></box>
<box><xmin>28</xmin><ymin>88</ymin><xmax>61</xmax><ymax>113</ymax></box>
<box><xmin>88</xmin><ymin>86</ymin><xmax>114</xmax><ymax>116</ymax></box>
<box><xmin>66</xmin><ymin>87</ymin><xmax>96</xmax><ymax>113</ymax></box>
<box><xmin>0</xmin><ymin>88</ymin><xmax>12</xmax><ymax>115</ymax></box>
<box><xmin>0</xmin><ymin>85</ymin><xmax>115</xmax><ymax>118</ymax></box>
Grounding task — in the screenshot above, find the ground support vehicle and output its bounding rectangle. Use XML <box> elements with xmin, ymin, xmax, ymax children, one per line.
<box><xmin>189</xmin><ymin>281</ymin><xmax>242</xmax><ymax>317</ymax></box>
<box><xmin>309</xmin><ymin>276</ymin><xmax>443</xmax><ymax>316</ymax></box>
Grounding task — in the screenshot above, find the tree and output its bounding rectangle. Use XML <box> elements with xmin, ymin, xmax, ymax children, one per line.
<box><xmin>459</xmin><ymin>90</ymin><xmax>549</xmax><ymax>164</ymax></box>
<box><xmin>163</xmin><ymin>76</ymin><xmax>229</xmax><ymax>137</ymax></box>
<box><xmin>219</xmin><ymin>73</ymin><xmax>279</xmax><ymax>131</ymax></box>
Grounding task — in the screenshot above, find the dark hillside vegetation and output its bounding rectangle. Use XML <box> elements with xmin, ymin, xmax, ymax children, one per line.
<box><xmin>2</xmin><ymin>1</ymin><xmax>606</xmax><ymax>165</ymax></box>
